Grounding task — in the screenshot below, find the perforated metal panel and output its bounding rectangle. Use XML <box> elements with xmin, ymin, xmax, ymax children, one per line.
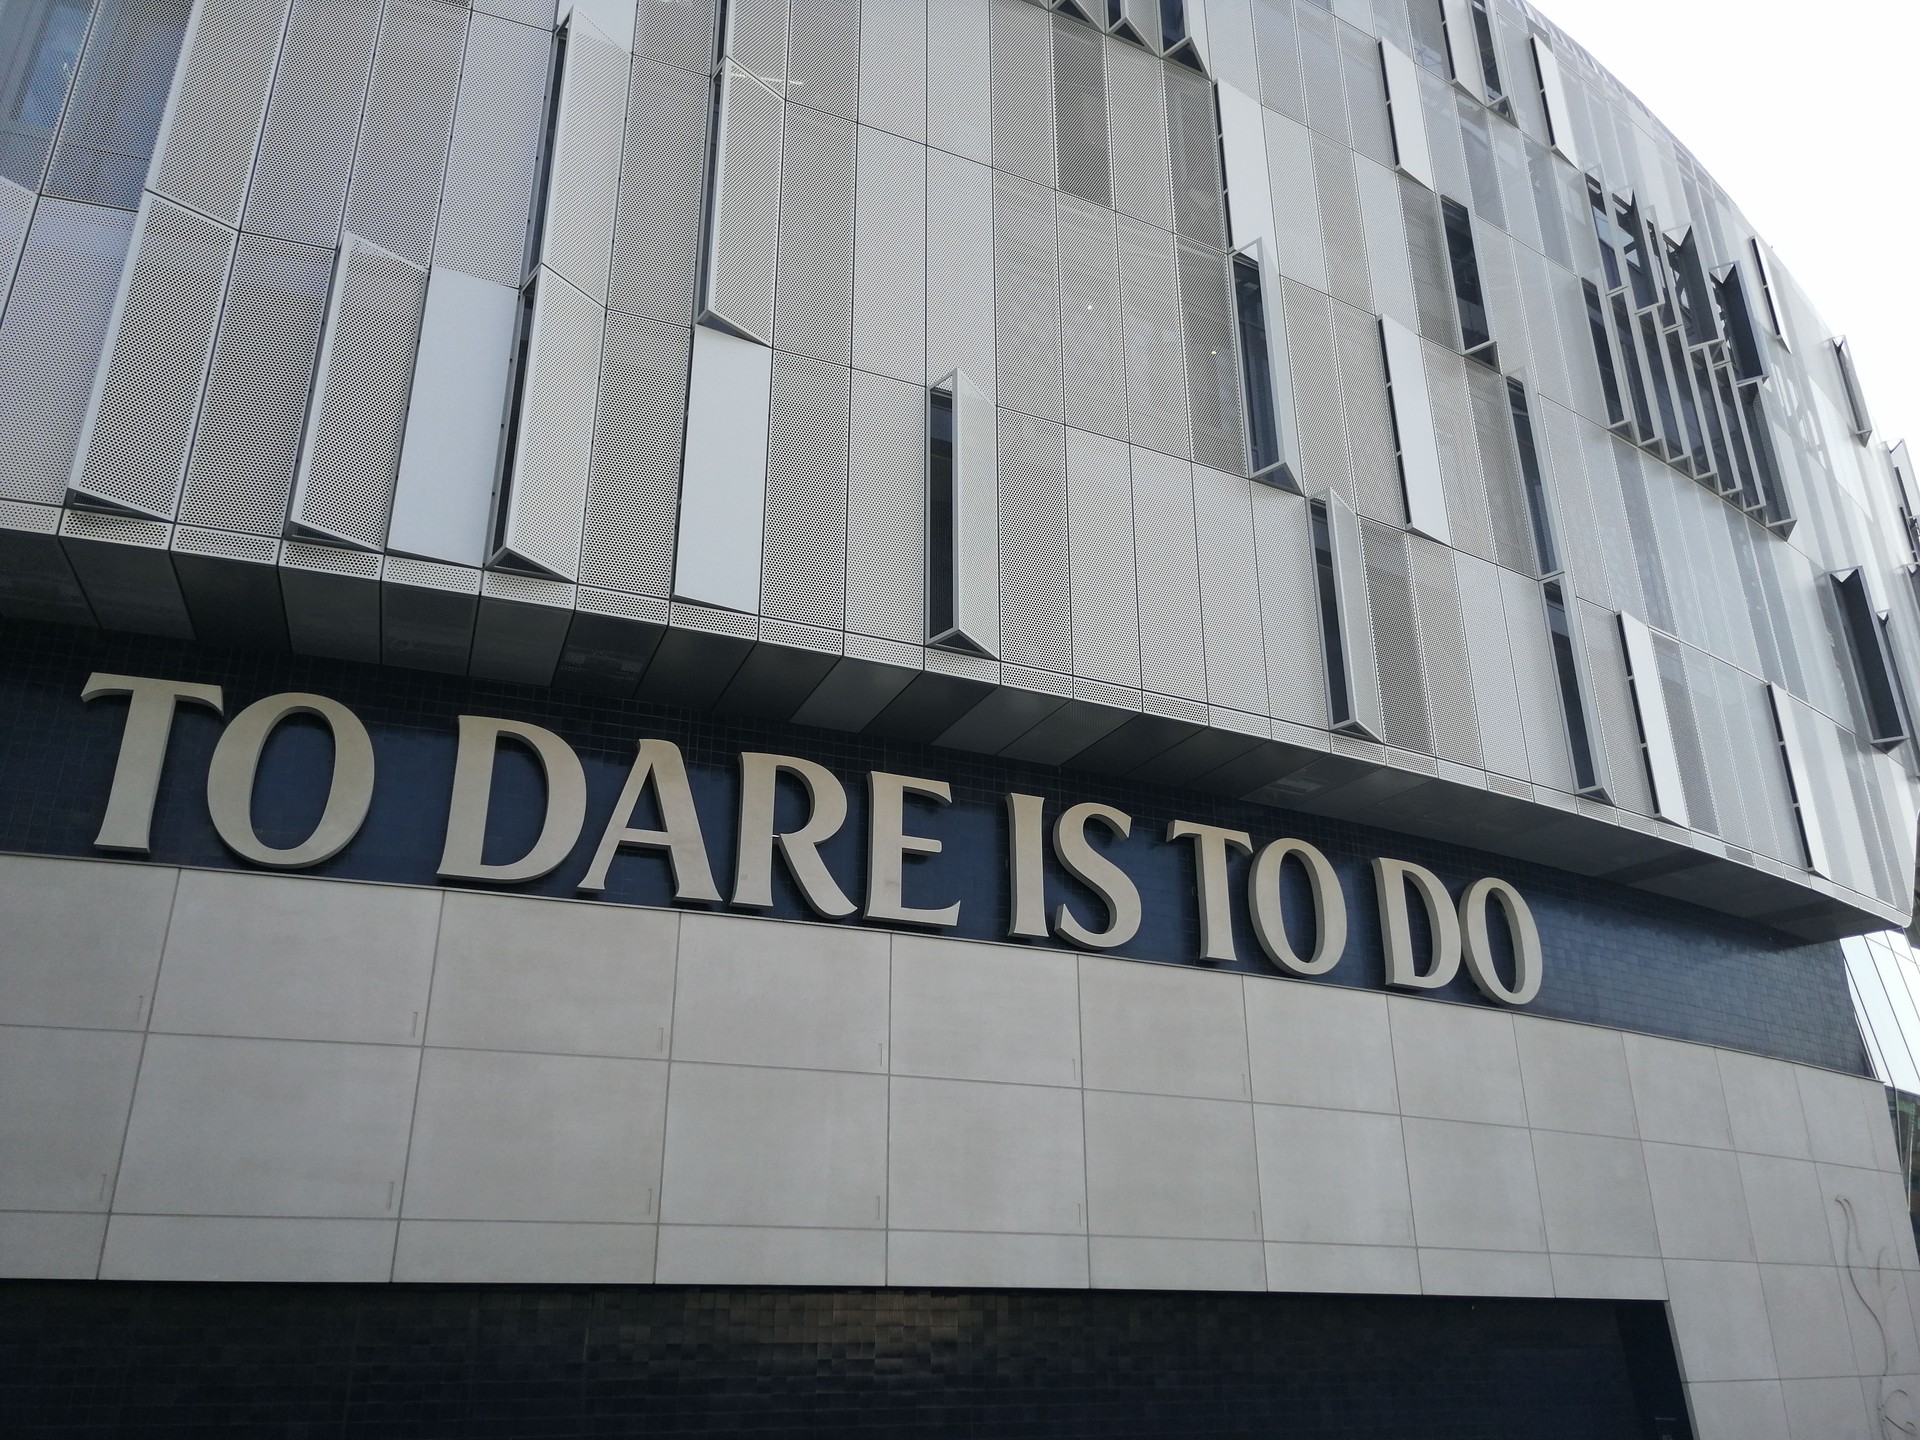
<box><xmin>0</xmin><ymin>200</ymin><xmax>134</xmax><ymax>505</ymax></box>
<box><xmin>1165</xmin><ymin>64</ymin><xmax>1224</xmax><ymax>249</ymax></box>
<box><xmin>1251</xmin><ymin>0</ymin><xmax>1304</xmax><ymax>124</ymax></box>
<box><xmin>242</xmin><ymin>0</ymin><xmax>381</xmax><ymax>247</ymax></box>
<box><xmin>989</xmin><ymin>0</ymin><xmax>1056</xmax><ymax>188</ymax></box>
<box><xmin>1279</xmin><ymin>278</ymin><xmax>1346</xmax><ymax>503</ymax></box>
<box><xmin>1293</xmin><ymin>1</ymin><xmax>1348</xmax><ymax>147</ymax></box>
<box><xmin>701</xmin><ymin>63</ymin><xmax>782</xmax><ymax>342</ymax></box>
<box><xmin>1409</xmin><ymin>535</ymin><xmax>1480</xmax><ymax>767</ymax></box>
<box><xmin>433</xmin><ymin>11</ymin><xmax>552</xmax><ymax>287</ymax></box>
<box><xmin>0</xmin><ymin>182</ymin><xmax>31</xmax><ymax>311</ymax></box>
<box><xmin>759</xmin><ymin>351</ymin><xmax>849</xmax><ymax>629</ymax></box>
<box><xmin>1361</xmin><ymin>518</ymin><xmax>1432</xmax><ymax>753</ymax></box>
<box><xmin>844</xmin><ymin>368</ymin><xmax>923</xmax><ymax>643</ymax></box>
<box><xmin>1465</xmin><ymin>363</ymin><xmax>1532</xmax><ymax>575</ymax></box>
<box><xmin>341</xmin><ymin>0</ymin><xmax>464</xmax><ymax>269</ymax></box>
<box><xmin>1423</xmin><ymin>340</ymin><xmax>1493</xmax><ymax>561</ymax></box>
<box><xmin>1500</xmin><ymin>566</ymin><xmax>1575</xmax><ymax>791</ymax></box>
<box><xmin>1132</xmin><ymin>446</ymin><xmax>1206</xmax><ymax>702</ymax></box>
<box><xmin>1340</xmin><ymin>24</ymin><xmax>1392</xmax><ymax>167</ymax></box>
<box><xmin>927</xmin><ymin>0</ymin><xmax>991</xmax><ymax>162</ymax></box>
<box><xmin>1054</xmin><ymin>16</ymin><xmax>1111</xmax><ymax>209</ymax></box>
<box><xmin>288</xmin><ymin>236</ymin><xmax>429</xmax><ymax>550</ymax></box>
<box><xmin>579</xmin><ymin>313</ymin><xmax>688</xmax><ymax>597</ymax></box>
<box><xmin>1065</xmin><ymin>427</ymin><xmax>1141</xmax><ymax>687</ymax></box>
<box><xmin>1105</xmin><ymin>37</ymin><xmax>1171</xmax><ymax>230</ymax></box>
<box><xmin>1397</xmin><ymin>174</ymin><xmax>1455</xmax><ymax>346</ymax></box>
<box><xmin>1249</xmin><ymin>484</ymin><xmax>1326</xmax><ymax>729</ymax></box>
<box><xmin>41</xmin><ymin>0</ymin><xmax>194</xmax><ymax>209</ymax></box>
<box><xmin>608</xmin><ymin>57</ymin><xmax>709</xmax><ymax>324</ymax></box>
<box><xmin>996</xmin><ymin>407</ymin><xmax>1071</xmax><ymax>671</ymax></box>
<box><xmin>635</xmin><ymin>0</ymin><xmax>716</xmax><ymax>70</ymax></box>
<box><xmin>176</xmin><ymin>233</ymin><xmax>331</xmax><ymax>533</ymax></box>
<box><xmin>926</xmin><ymin>150</ymin><xmax>995</xmax><ymax>389</ymax></box>
<box><xmin>1651</xmin><ymin>631</ymin><xmax>1719</xmax><ymax>835</ymax></box>
<box><xmin>993</xmin><ymin>172</ymin><xmax>1064</xmax><ymax>425</ymax></box>
<box><xmin>727</xmin><ymin>0</ymin><xmax>788</xmax><ymax>80</ymax></box>
<box><xmin>1532</xmin><ymin>396</ymin><xmax>1607</xmax><ymax>606</ymax></box>
<box><xmin>850</xmin><ymin>123</ymin><xmax>925</xmax><ymax>383</ymax></box>
<box><xmin>786</xmin><ymin>0</ymin><xmax>858</xmax><ymax>119</ymax></box>
<box><xmin>771</xmin><ymin>105</ymin><xmax>855</xmax><ymax>364</ymax></box>
<box><xmin>150</xmin><ymin>0</ymin><xmax>294</xmax><ymax>227</ymax></box>
<box><xmin>494</xmin><ymin>271</ymin><xmax>604</xmax><ymax>579</ymax></box>
<box><xmin>1335</xmin><ymin>301</ymin><xmax>1403</xmax><ymax>525</ymax></box>
<box><xmin>1178</xmin><ymin>240</ymin><xmax>1244</xmax><ymax>475</ymax></box>
<box><xmin>1354</xmin><ymin>156</ymin><xmax>1416</xmax><ymax>331</ymax></box>
<box><xmin>1056</xmin><ymin>197</ymin><xmax>1127</xmax><ymax>441</ymax></box>
<box><xmin>1577</xmin><ymin>599</ymin><xmax>1651</xmax><ymax>814</ymax></box>
<box><xmin>71</xmin><ymin>198</ymin><xmax>236</xmax><ymax>518</ymax></box>
<box><xmin>1264</xmin><ymin>113</ymin><xmax>1326</xmax><ymax>292</ymax></box>
<box><xmin>540</xmin><ymin>26</ymin><xmax>629</xmax><ymax>307</ymax></box>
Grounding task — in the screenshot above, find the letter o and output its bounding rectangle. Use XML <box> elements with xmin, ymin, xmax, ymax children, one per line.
<box><xmin>1248</xmin><ymin>838</ymin><xmax>1346</xmax><ymax>975</ymax></box>
<box><xmin>1459</xmin><ymin>876</ymin><xmax>1543</xmax><ymax>1007</ymax></box>
<box><xmin>206</xmin><ymin>693</ymin><xmax>375</xmax><ymax>868</ymax></box>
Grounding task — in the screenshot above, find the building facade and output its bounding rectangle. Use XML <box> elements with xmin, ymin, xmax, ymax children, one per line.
<box><xmin>2</xmin><ymin>0</ymin><xmax>1919</xmax><ymax>1435</ymax></box>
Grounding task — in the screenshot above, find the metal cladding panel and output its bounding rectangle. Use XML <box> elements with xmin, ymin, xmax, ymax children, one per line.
<box><xmin>1534</xmin><ymin>397</ymin><xmax>1609</xmax><ymax>607</ymax></box>
<box><xmin>1312</xmin><ymin>135</ymin><xmax>1369</xmax><ymax>312</ymax></box>
<box><xmin>0</xmin><ymin>201</ymin><xmax>134</xmax><ymax>506</ymax></box>
<box><xmin>855</xmin><ymin>0</ymin><xmax>922</xmax><ymax>141</ymax></box>
<box><xmin>1321</xmin><ymin>488</ymin><xmax>1383</xmax><ymax>740</ymax></box>
<box><xmin>1293</xmin><ymin>2</ymin><xmax>1348</xmax><ymax>148</ymax></box>
<box><xmin>1216</xmin><ymin>82</ymin><xmax>1272</xmax><ymax>251</ymax></box>
<box><xmin>1466</xmin><ymin>362</ymin><xmax>1533</xmax><ymax>575</ymax></box>
<box><xmin>580</xmin><ymin>313</ymin><xmax>688</xmax><ymax>597</ymax></box>
<box><xmin>1250</xmin><ymin>0</ymin><xmax>1304</xmax><ymax>124</ymax></box>
<box><xmin>673</xmin><ymin>324</ymin><xmax>770</xmax><ymax>611</ymax></box>
<box><xmin>1612</xmin><ymin>441</ymin><xmax>1673</xmax><ymax>634</ymax></box>
<box><xmin>1415</xmin><ymin>70</ymin><xmax>1469</xmax><ymax>204</ymax></box>
<box><xmin>1377</xmin><ymin>314</ymin><xmax>1447</xmax><ymax>542</ymax></box>
<box><xmin>1724</xmin><ymin>663</ymin><xmax>1799</xmax><ymax>865</ymax></box>
<box><xmin>1409</xmin><ymin>534</ymin><xmax>1480</xmax><ymax>767</ymax></box>
<box><xmin>608</xmin><ymin>57</ymin><xmax>709</xmax><ymax>324</ymax></box>
<box><xmin>787</xmin><ymin>0</ymin><xmax>858</xmax><ymax>120</ymax></box>
<box><xmin>1166</xmin><ymin>64</ymin><xmax>1225</xmax><ymax>250</ymax></box>
<box><xmin>242</xmin><ymin>0</ymin><xmax>382</xmax><ymax>248</ymax></box>
<box><xmin>1437</xmin><ymin>0</ymin><xmax>1482</xmax><ymax>99</ymax></box>
<box><xmin>279</xmin><ymin>541</ymin><xmax>381</xmax><ymax>661</ymax></box>
<box><xmin>1360</xmin><ymin>518</ymin><xmax>1432</xmax><ymax>754</ymax></box>
<box><xmin>1263</xmin><ymin>113</ymin><xmax>1326</xmax><ymax>293</ymax></box>
<box><xmin>177</xmin><ymin>233</ymin><xmax>332</xmax><ymax>534</ymax></box>
<box><xmin>1525</xmin><ymin>141</ymin><xmax>1570</xmax><ymax>270</ymax></box>
<box><xmin>1053</xmin><ymin>16</ymin><xmax>1111</xmax><ymax>209</ymax></box>
<box><xmin>1280</xmin><ymin>279</ymin><xmax>1348</xmax><ymax>504</ymax></box>
<box><xmin>1056</xmin><ymin>196</ymin><xmax>1127</xmax><ymax>442</ymax></box>
<box><xmin>1423</xmin><ymin>340</ymin><xmax>1492</xmax><ymax>562</ymax></box>
<box><xmin>1397</xmin><ymin>174</ymin><xmax>1454</xmax><ymax>346</ymax></box>
<box><xmin>41</xmin><ymin>0</ymin><xmax>195</xmax><ymax>209</ymax></box>
<box><xmin>1617</xmin><ymin>612</ymin><xmax>1687</xmax><ymax>824</ymax></box>
<box><xmin>1065</xmin><ymin>427</ymin><xmax>1141</xmax><ymax>688</ymax></box>
<box><xmin>1106</xmin><ymin>37</ymin><xmax>1172</xmax><ymax>232</ymax></box>
<box><xmin>389</xmin><ymin>265</ymin><xmax>519</xmax><ymax>565</ymax></box>
<box><xmin>1194</xmin><ymin>464</ymin><xmax>1270</xmax><ymax>714</ymax></box>
<box><xmin>1725</xmin><ymin>504</ymin><xmax>1785</xmax><ymax>690</ymax></box>
<box><xmin>289</xmin><ymin>236</ymin><xmax>429</xmax><ymax>550</ymax></box>
<box><xmin>701</xmin><ymin>65</ymin><xmax>782</xmax><ymax>343</ymax></box>
<box><xmin>726</xmin><ymin>0</ymin><xmax>788</xmax><ymax>79</ymax></box>
<box><xmin>1178</xmin><ymin>240</ymin><xmax>1244</xmax><ymax>475</ymax></box>
<box><xmin>1577</xmin><ymin>419</ymin><xmax>1641</xmax><ymax>617</ymax></box>
<box><xmin>925</xmin><ymin>150</ymin><xmax>995</xmax><ymax>390</ymax></box>
<box><xmin>1330</xmin><ymin>298</ymin><xmax>1399</xmax><ymax>523</ymax></box>
<box><xmin>70</xmin><ymin>198</ymin><xmax>236</xmax><ymax>519</ymax></box>
<box><xmin>927</xmin><ymin>0</ymin><xmax>991</xmax><ymax>162</ymax></box>
<box><xmin>1577</xmin><ymin>600</ymin><xmax>1651</xmax><ymax>815</ymax></box>
<box><xmin>1475</xmin><ymin>221</ymin><xmax>1528</xmax><ymax>378</ymax></box>
<box><xmin>1515</xmin><ymin>246</ymin><xmax>1571</xmax><ymax>406</ymax></box>
<box><xmin>495</xmin><ymin>271</ymin><xmax>604</xmax><ymax>579</ymax></box>
<box><xmin>634</xmin><ymin>0</ymin><xmax>715</xmax><ymax>70</ymax></box>
<box><xmin>1799</xmin><ymin>705</ymin><xmax>1874</xmax><ymax>897</ymax></box>
<box><xmin>1455</xmin><ymin>100</ymin><xmax>1502</xmax><ymax>229</ymax></box>
<box><xmin>950</xmin><ymin>371</ymin><xmax>1001</xmax><ymax>655</ymax></box>
<box><xmin>1842</xmin><ymin>735</ymin><xmax>1902</xmax><ymax>905</ymax></box>
<box><xmin>1354</xmin><ymin>157</ymin><xmax>1416</xmax><ymax>332</ymax></box>
<box><xmin>1528</xmin><ymin>35</ymin><xmax>1576</xmax><ymax>165</ymax></box>
<box><xmin>434</xmin><ymin>12</ymin><xmax>552</xmax><ymax>289</ymax></box>
<box><xmin>1378</xmin><ymin>39</ymin><xmax>1433</xmax><ymax>189</ymax></box>
<box><xmin>1690</xmin><ymin>649</ymin><xmax>1756</xmax><ymax>854</ymax></box>
<box><xmin>1340</xmin><ymin>24</ymin><xmax>1392</xmax><ymax>167</ymax></box>
<box><xmin>149</xmin><ymin>0</ymin><xmax>292</xmax><ymax>227</ymax></box>
<box><xmin>850</xmin><ymin>124</ymin><xmax>925</xmax><ymax>385</ymax></box>
<box><xmin>1768</xmin><ymin>683</ymin><xmax>1828</xmax><ymax>874</ymax></box>
<box><xmin>0</xmin><ymin>181</ymin><xmax>28</xmax><ymax>301</ymax></box>
<box><xmin>1132</xmin><ymin>447</ymin><xmax>1207</xmax><ymax>703</ymax></box>
<box><xmin>1249</xmin><ymin>485</ymin><xmax>1327</xmax><ymax>729</ymax></box>
<box><xmin>1116</xmin><ymin>216</ymin><xmax>1188</xmax><ymax>459</ymax></box>
<box><xmin>540</xmin><ymin>27</ymin><xmax>629</xmax><ymax>308</ymax></box>
<box><xmin>1500</xmin><ymin>566</ymin><xmax>1576</xmax><ymax>792</ymax></box>
<box><xmin>772</xmin><ymin>106</ymin><xmax>856</xmax><ymax>365</ymax></box>
<box><xmin>343</xmin><ymin>0</ymin><xmax>466</xmax><ymax>269</ymax></box>
<box><xmin>996</xmin><ymin>407</ymin><xmax>1071</xmax><ymax>672</ymax></box>
<box><xmin>1651</xmin><ymin>631</ymin><xmax>1720</xmax><ymax>836</ymax></box>
<box><xmin>1487</xmin><ymin>122</ymin><xmax>1537</xmax><ymax>256</ymax></box>
<box><xmin>993</xmin><ymin>174</ymin><xmax>1064</xmax><ymax>425</ymax></box>
<box><xmin>59</xmin><ymin>510</ymin><xmax>193</xmax><ymax>637</ymax></box>
<box><xmin>759</xmin><ymin>351</ymin><xmax>849</xmax><ymax>630</ymax></box>
<box><xmin>844</xmin><ymin>369</ymin><xmax>924</xmax><ymax>643</ymax></box>
<box><xmin>989</xmin><ymin>0</ymin><xmax>1055</xmax><ymax>188</ymax></box>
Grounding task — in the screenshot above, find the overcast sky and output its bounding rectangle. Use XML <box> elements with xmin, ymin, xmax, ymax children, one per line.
<box><xmin>1532</xmin><ymin>0</ymin><xmax>1920</xmax><ymax>460</ymax></box>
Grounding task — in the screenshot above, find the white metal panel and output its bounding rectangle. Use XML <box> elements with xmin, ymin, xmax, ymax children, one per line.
<box><xmin>850</xmin><ymin>123</ymin><xmax>926</xmax><ymax>384</ymax></box>
<box><xmin>1194</xmin><ymin>463</ymin><xmax>1270</xmax><ymax>716</ymax></box>
<box><xmin>1215</xmin><ymin>81</ymin><xmax>1272</xmax><ymax>253</ymax></box>
<box><xmin>858</xmin><ymin>0</ymin><xmax>925</xmax><ymax>142</ymax></box>
<box><xmin>1378</xmin><ymin>315</ymin><xmax>1449</xmax><ymax>545</ymax></box>
<box><xmin>1377</xmin><ymin>41</ymin><xmax>1433</xmax><ymax>190</ymax></box>
<box><xmin>1065</xmin><ymin>426</ymin><xmax>1140</xmax><ymax>689</ymax></box>
<box><xmin>1262</xmin><ymin>112</ymin><xmax>1326</xmax><ymax>293</ymax></box>
<box><xmin>928</xmin><ymin>0</ymin><xmax>992</xmax><ymax>162</ymax></box>
<box><xmin>926</xmin><ymin>150</ymin><xmax>996</xmax><ymax>391</ymax></box>
<box><xmin>570</xmin><ymin>0</ymin><xmax>636</xmax><ymax>49</ymax></box>
<box><xmin>1768</xmin><ymin>682</ymin><xmax>1830</xmax><ymax>875</ymax></box>
<box><xmin>673</xmin><ymin>324</ymin><xmax>771</xmax><ymax>612</ymax></box>
<box><xmin>435</xmin><ymin>11</ymin><xmax>555</xmax><ymax>288</ymax></box>
<box><xmin>951</xmin><ymin>371</ymin><xmax>1000</xmax><ymax>657</ymax></box>
<box><xmin>540</xmin><ymin>24</ymin><xmax>629</xmax><ymax>307</ymax></box>
<box><xmin>344</xmin><ymin>0</ymin><xmax>467</xmax><ymax>269</ymax></box>
<box><xmin>389</xmin><ymin>266</ymin><xmax>521</xmax><ymax>564</ymax></box>
<box><xmin>1437</xmin><ymin>0</ymin><xmax>1483</xmax><ymax>100</ymax></box>
<box><xmin>1528</xmin><ymin>36</ymin><xmax>1577</xmax><ymax>166</ymax></box>
<box><xmin>1617</xmin><ymin>611</ymin><xmax>1690</xmax><ymax>826</ymax></box>
<box><xmin>149</xmin><ymin>0</ymin><xmax>295</xmax><ymax>228</ymax></box>
<box><xmin>493</xmin><ymin>270</ymin><xmax>604</xmax><ymax>579</ymax></box>
<box><xmin>1354</xmin><ymin>158</ymin><xmax>1417</xmax><ymax>332</ymax></box>
<box><xmin>1132</xmin><ymin>447</ymin><xmax>1206</xmax><ymax>703</ymax></box>
<box><xmin>700</xmin><ymin>62</ymin><xmax>783</xmax><ymax>343</ymax></box>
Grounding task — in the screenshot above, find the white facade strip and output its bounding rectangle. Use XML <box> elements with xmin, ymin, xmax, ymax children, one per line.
<box><xmin>1378</xmin><ymin>316</ymin><xmax>1451</xmax><ymax>546</ymax></box>
<box><xmin>1215</xmin><ymin>82</ymin><xmax>1273</xmax><ymax>252</ymax></box>
<box><xmin>673</xmin><ymin>323</ymin><xmax>772</xmax><ymax>613</ymax></box>
<box><xmin>1377</xmin><ymin>42</ymin><xmax>1434</xmax><ymax>191</ymax></box>
<box><xmin>1617</xmin><ymin>612</ymin><xmax>1691</xmax><ymax>828</ymax></box>
<box><xmin>1528</xmin><ymin>37</ymin><xmax>1578</xmax><ymax>167</ymax></box>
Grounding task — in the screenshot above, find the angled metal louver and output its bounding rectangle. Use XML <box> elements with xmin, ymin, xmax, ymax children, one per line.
<box><xmin>698</xmin><ymin>59</ymin><xmax>783</xmax><ymax>344</ymax></box>
<box><xmin>927</xmin><ymin>371</ymin><xmax>999</xmax><ymax>658</ymax></box>
<box><xmin>1528</xmin><ymin>36</ymin><xmax>1577</xmax><ymax>166</ymax></box>
<box><xmin>1378</xmin><ymin>42</ymin><xmax>1434</xmax><ymax>191</ymax></box>
<box><xmin>1617</xmin><ymin>612</ymin><xmax>1690</xmax><ymax>825</ymax></box>
<box><xmin>1378</xmin><ymin>316</ymin><xmax>1450</xmax><ymax>545</ymax></box>
<box><xmin>1308</xmin><ymin>488</ymin><xmax>1384</xmax><ymax>742</ymax></box>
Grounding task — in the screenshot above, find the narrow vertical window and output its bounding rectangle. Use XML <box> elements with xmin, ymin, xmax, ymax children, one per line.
<box><xmin>1691</xmin><ymin>353</ymin><xmax>1736</xmax><ymax>494</ymax></box>
<box><xmin>1233</xmin><ymin>253</ymin><xmax>1285</xmax><ymax>483</ymax></box>
<box><xmin>1833</xmin><ymin>337</ymin><xmax>1874</xmax><ymax>441</ymax></box>
<box><xmin>1608</xmin><ymin>293</ymin><xmax>1654</xmax><ymax>440</ymax></box>
<box><xmin>1586</xmin><ymin>178</ymin><xmax>1621</xmax><ymax>291</ymax></box>
<box><xmin>1529</xmin><ymin>36</ymin><xmax>1577</xmax><ymax>163</ymax></box>
<box><xmin>1467</xmin><ymin>0</ymin><xmax>1508</xmax><ymax>116</ymax></box>
<box><xmin>1542</xmin><ymin>581</ymin><xmax>1607</xmax><ymax>797</ymax></box>
<box><xmin>1712</xmin><ymin>264</ymin><xmax>1769</xmax><ymax>381</ymax></box>
<box><xmin>1379</xmin><ymin>316</ymin><xmax>1450</xmax><ymax>543</ymax></box>
<box><xmin>1638</xmin><ymin>311</ymin><xmax>1683</xmax><ymax>461</ymax></box>
<box><xmin>1890</xmin><ymin>441</ymin><xmax>1919</xmax><ymax>563</ymax></box>
<box><xmin>925</xmin><ymin>372</ymin><xmax>1000</xmax><ymax>656</ymax></box>
<box><xmin>927</xmin><ymin>388</ymin><xmax>956</xmax><ymax>641</ymax></box>
<box><xmin>1582</xmin><ymin>280</ymin><xmax>1626</xmax><ymax>428</ymax></box>
<box><xmin>1663</xmin><ymin>330</ymin><xmax>1710</xmax><ymax>476</ymax></box>
<box><xmin>1158</xmin><ymin>0</ymin><xmax>1202</xmax><ymax>68</ymax></box>
<box><xmin>1831</xmin><ymin>567</ymin><xmax>1908</xmax><ymax>748</ymax></box>
<box><xmin>1439</xmin><ymin>196</ymin><xmax>1493</xmax><ymax>360</ymax></box>
<box><xmin>1618</xmin><ymin>612</ymin><xmax>1690</xmax><ymax>825</ymax></box>
<box><xmin>1379</xmin><ymin>40</ymin><xmax>1435</xmax><ymax>190</ymax></box>
<box><xmin>1740</xmin><ymin>384</ymin><xmax>1792</xmax><ymax>529</ymax></box>
<box><xmin>1506</xmin><ymin>378</ymin><xmax>1558</xmax><ymax>577</ymax></box>
<box><xmin>1667</xmin><ymin>232</ymin><xmax>1715</xmax><ymax>346</ymax></box>
<box><xmin>1748</xmin><ymin>237</ymin><xmax>1787</xmax><ymax>344</ymax></box>
<box><xmin>1616</xmin><ymin>196</ymin><xmax>1656</xmax><ymax>309</ymax></box>
<box><xmin>1309</xmin><ymin>491</ymin><xmax>1383</xmax><ymax>741</ymax></box>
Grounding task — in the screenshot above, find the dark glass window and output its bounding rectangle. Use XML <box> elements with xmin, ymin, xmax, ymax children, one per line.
<box><xmin>1617</xmin><ymin>198</ymin><xmax>1657</xmax><ymax>309</ymax></box>
<box><xmin>0</xmin><ymin>0</ymin><xmax>88</xmax><ymax>187</ymax></box>
<box><xmin>1467</xmin><ymin>0</ymin><xmax>1509</xmax><ymax>115</ymax></box>
<box><xmin>1309</xmin><ymin>498</ymin><xmax>1353</xmax><ymax>729</ymax></box>
<box><xmin>38</xmin><ymin>0</ymin><xmax>195</xmax><ymax>210</ymax></box>
<box><xmin>1638</xmin><ymin>312</ymin><xmax>1683</xmax><ymax>460</ymax></box>
<box><xmin>927</xmin><ymin>389</ymin><xmax>956</xmax><ymax>641</ymax></box>
<box><xmin>1439</xmin><ymin>196</ymin><xmax>1492</xmax><ymax>356</ymax></box>
<box><xmin>1609</xmin><ymin>293</ymin><xmax>1655</xmax><ymax>441</ymax></box>
<box><xmin>1233</xmin><ymin>255</ymin><xmax>1282</xmax><ymax>478</ymax></box>
<box><xmin>1506</xmin><ymin>379</ymin><xmax>1558</xmax><ymax>577</ymax></box>
<box><xmin>1667</xmin><ymin>233</ymin><xmax>1715</xmax><ymax>346</ymax></box>
<box><xmin>1740</xmin><ymin>383</ymin><xmax>1790</xmax><ymax>526</ymax></box>
<box><xmin>1831</xmin><ymin>568</ymin><xmax>1909</xmax><ymax>748</ymax></box>
<box><xmin>1713</xmin><ymin>267</ymin><xmax>1768</xmax><ymax>382</ymax></box>
<box><xmin>1159</xmin><ymin>0</ymin><xmax>1187</xmax><ymax>47</ymax></box>
<box><xmin>1582</xmin><ymin>280</ymin><xmax>1626</xmax><ymax>427</ymax></box>
<box><xmin>1586</xmin><ymin>178</ymin><xmax>1621</xmax><ymax>291</ymax></box>
<box><xmin>1715</xmin><ymin>368</ymin><xmax>1762</xmax><ymax>509</ymax></box>
<box><xmin>1664</xmin><ymin>329</ymin><xmax>1710</xmax><ymax>476</ymax></box>
<box><xmin>1543</xmin><ymin>580</ymin><xmax>1603</xmax><ymax>793</ymax></box>
<box><xmin>1692</xmin><ymin>353</ymin><xmax>1736</xmax><ymax>493</ymax></box>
